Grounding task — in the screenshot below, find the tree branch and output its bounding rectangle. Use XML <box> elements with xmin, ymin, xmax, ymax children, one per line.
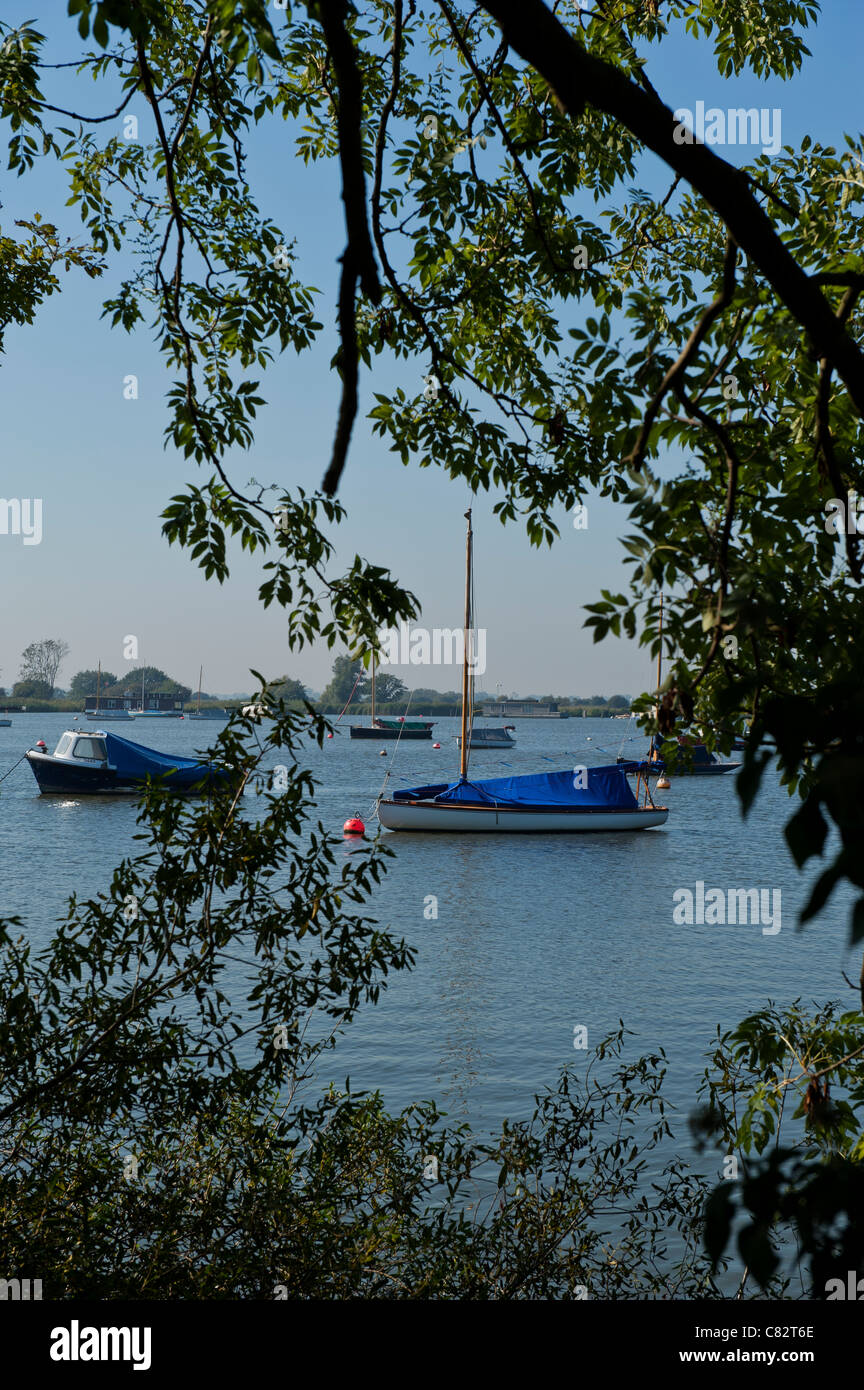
<box><xmin>478</xmin><ymin>0</ymin><xmax>864</xmax><ymax>419</ymax></box>
<box><xmin>627</xmin><ymin>235</ymin><xmax>738</xmax><ymax>468</ymax></box>
<box><xmin>816</xmin><ymin>284</ymin><xmax>863</xmax><ymax>580</ymax></box>
<box><xmin>674</xmin><ymin>385</ymin><xmax>741</xmax><ymax>689</ymax></box>
<box><xmin>317</xmin><ymin>0</ymin><xmax>382</xmax><ymax>496</ymax></box>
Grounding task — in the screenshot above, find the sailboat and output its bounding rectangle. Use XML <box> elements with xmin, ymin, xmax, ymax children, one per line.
<box><xmin>129</xmin><ymin>663</ymin><xmax>183</xmax><ymax>717</ymax></box>
<box><xmin>186</xmin><ymin>667</ymin><xmax>229</xmax><ymax>720</ymax></box>
<box><xmin>349</xmin><ymin>651</ymin><xmax>435</xmax><ymax>740</ymax></box>
<box><xmin>377</xmin><ymin>512</ymin><xmax>668</xmax><ymax>832</ymax></box>
<box><xmin>623</xmin><ymin>594</ymin><xmax>740</xmax><ymax>777</ymax></box>
<box><xmin>85</xmin><ymin>661</ymin><xmax>133</xmax><ymax>721</ymax></box>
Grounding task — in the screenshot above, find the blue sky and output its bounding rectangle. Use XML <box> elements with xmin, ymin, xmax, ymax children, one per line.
<box><xmin>1</xmin><ymin>1</ymin><xmax>860</xmax><ymax>696</ymax></box>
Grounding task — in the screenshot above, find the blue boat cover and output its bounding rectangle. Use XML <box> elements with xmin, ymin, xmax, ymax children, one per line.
<box><xmin>102</xmin><ymin>731</ymin><xmax>216</xmax><ymax>780</ymax></box>
<box><xmin>392</xmin><ymin>763</ymin><xmax>641</xmax><ymax>808</ymax></box>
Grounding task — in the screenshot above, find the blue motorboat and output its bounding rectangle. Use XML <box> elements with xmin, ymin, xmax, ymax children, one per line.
<box><xmin>25</xmin><ymin>729</ymin><xmax>236</xmax><ymax>796</ymax></box>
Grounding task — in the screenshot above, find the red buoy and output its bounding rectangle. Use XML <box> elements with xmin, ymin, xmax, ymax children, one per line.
<box><xmin>327</xmin><ymin>732</ymin><xmax>334</xmax><ymax>739</ymax></box>
<box><xmin>343</xmin><ymin>816</ymin><xmax>365</xmax><ymax>835</ymax></box>
<box><xmin>433</xmin><ymin>742</ymin><xmax>441</xmax><ymax>748</ymax></box>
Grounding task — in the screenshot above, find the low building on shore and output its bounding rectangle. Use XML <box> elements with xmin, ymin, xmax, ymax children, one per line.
<box><xmin>480</xmin><ymin>699</ymin><xmax>566</xmax><ymax>718</ymax></box>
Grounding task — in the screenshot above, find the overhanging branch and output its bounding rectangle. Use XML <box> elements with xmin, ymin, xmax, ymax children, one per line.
<box><xmin>478</xmin><ymin>0</ymin><xmax>864</xmax><ymax>419</ymax></box>
<box><xmin>318</xmin><ymin>0</ymin><xmax>382</xmax><ymax>496</ymax></box>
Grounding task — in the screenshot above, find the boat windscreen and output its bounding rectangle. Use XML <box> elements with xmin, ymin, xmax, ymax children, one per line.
<box><xmin>72</xmin><ymin>737</ymin><xmax>107</xmax><ymax>760</ymax></box>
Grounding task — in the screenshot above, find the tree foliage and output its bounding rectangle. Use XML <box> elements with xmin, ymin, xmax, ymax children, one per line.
<box><xmin>693</xmin><ymin>1001</ymin><xmax>864</xmax><ymax>1296</ymax></box>
<box><xmin>113</xmin><ymin>665</ymin><xmax>191</xmax><ymax>700</ymax></box>
<box><xmin>320</xmin><ymin>653</ymin><xmax>370</xmax><ymax>707</ymax></box>
<box><xmin>268</xmin><ymin>674</ymin><xmax>307</xmax><ymax>702</ymax></box>
<box><xmin>11</xmin><ymin>678</ymin><xmax>53</xmax><ymax>698</ymax></box>
<box><xmin>18</xmin><ymin>637</ymin><xmax>69</xmax><ymax>692</ymax></box>
<box><xmin>70</xmin><ymin>668</ymin><xmax>119</xmax><ymax>696</ymax></box>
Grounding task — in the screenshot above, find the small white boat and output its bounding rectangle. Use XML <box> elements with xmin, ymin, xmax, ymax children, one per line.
<box><xmin>241</xmin><ymin>703</ymin><xmax>268</xmax><ymax>720</ymax></box>
<box><xmin>456</xmin><ymin>725</ymin><xmax>516</xmax><ymax>750</ymax></box>
<box><xmin>129</xmin><ymin>709</ymin><xmax>183</xmax><ymax>718</ymax></box>
<box><xmin>84</xmin><ymin>663</ymin><xmax>136</xmax><ymax>721</ymax></box>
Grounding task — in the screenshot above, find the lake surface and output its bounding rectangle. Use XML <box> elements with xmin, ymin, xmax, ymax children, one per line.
<box><xmin>1</xmin><ymin>713</ymin><xmax>856</xmax><ymax>1148</ymax></box>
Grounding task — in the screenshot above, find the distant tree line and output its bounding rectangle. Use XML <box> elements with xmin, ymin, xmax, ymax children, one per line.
<box><xmin>68</xmin><ymin>666</ymin><xmax>193</xmax><ymax>701</ymax></box>
<box><xmin>1</xmin><ymin>645</ymin><xmax>629</xmax><ymax>715</ymax></box>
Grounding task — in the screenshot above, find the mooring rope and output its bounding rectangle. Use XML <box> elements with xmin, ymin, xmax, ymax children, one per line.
<box><xmin>370</xmin><ymin>687</ymin><xmax>421</xmax><ymax>821</ymax></box>
<box><xmin>0</xmin><ymin>752</ymin><xmax>28</xmax><ymax>784</ymax></box>
<box><xmin>334</xmin><ymin>672</ymin><xmax>363</xmax><ymax>726</ymax></box>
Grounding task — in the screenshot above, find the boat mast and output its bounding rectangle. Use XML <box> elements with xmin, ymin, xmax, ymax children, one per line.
<box><xmin>96</xmin><ymin>660</ymin><xmax>101</xmax><ymax>712</ymax></box>
<box><xmin>459</xmin><ymin>508</ymin><xmax>473</xmax><ymax>781</ymax></box>
<box><xmin>197</xmin><ymin>666</ymin><xmax>203</xmax><ymax>715</ymax></box>
<box><xmin>656</xmin><ymin>592</ymin><xmax>664</xmax><ymax>711</ymax></box>
<box><xmin>141</xmin><ymin>664</ymin><xmax>145</xmax><ymax>714</ymax></box>
<box><xmin>650</xmin><ymin>591</ymin><xmax>664</xmax><ymax>767</ymax></box>
<box><xmin>371</xmin><ymin>649</ymin><xmax>376</xmax><ymax>727</ymax></box>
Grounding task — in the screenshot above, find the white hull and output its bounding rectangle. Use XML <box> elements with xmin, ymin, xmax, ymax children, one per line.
<box><xmin>129</xmin><ymin>711</ymin><xmax>183</xmax><ymax>718</ymax></box>
<box><xmin>377</xmin><ymin>800</ymin><xmax>668</xmax><ymax>832</ymax></box>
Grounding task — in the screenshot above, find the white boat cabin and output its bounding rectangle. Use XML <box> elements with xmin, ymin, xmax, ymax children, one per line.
<box><xmin>51</xmin><ymin>732</ymin><xmax>109</xmax><ymax>765</ymax></box>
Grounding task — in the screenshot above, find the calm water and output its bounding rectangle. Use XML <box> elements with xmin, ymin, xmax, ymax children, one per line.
<box><xmin>1</xmin><ymin>714</ymin><xmax>856</xmax><ymax>1144</ymax></box>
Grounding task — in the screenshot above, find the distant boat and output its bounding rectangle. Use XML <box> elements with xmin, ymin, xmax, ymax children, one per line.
<box><xmin>129</xmin><ymin>711</ymin><xmax>183</xmax><ymax>718</ymax></box>
<box><xmin>241</xmin><ymin>703</ymin><xmax>268</xmax><ymax>721</ymax></box>
<box><xmin>644</xmin><ymin>734</ymin><xmax>740</xmax><ymax>776</ymax></box>
<box><xmin>0</xmin><ymin>719</ymin><xmax>11</xmax><ymax>727</ymax></box>
<box><xmin>84</xmin><ymin>660</ymin><xmax>133</xmax><ymax>720</ymax></box>
<box><xmin>351</xmin><ymin>717</ymin><xmax>435</xmax><ymax>741</ymax></box>
<box><xmin>456</xmin><ymin>725</ymin><xmax>516</xmax><ymax>750</ymax></box>
<box><xmin>349</xmin><ymin>655</ymin><xmax>435</xmax><ymax>740</ymax></box>
<box><xmin>127</xmin><ymin>663</ymin><xmax>183</xmax><ymax>716</ymax></box>
<box><xmin>25</xmin><ymin>730</ymin><xmax>235</xmax><ymax>795</ymax></box>
<box><xmin>186</xmin><ymin>665</ymin><xmax>230</xmax><ymax>719</ymax></box>
<box><xmin>619</xmin><ymin>598</ymin><xmax>740</xmax><ymax>778</ymax></box>
<box><xmin>378</xmin><ymin>511</ymin><xmax>668</xmax><ymax>833</ymax></box>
